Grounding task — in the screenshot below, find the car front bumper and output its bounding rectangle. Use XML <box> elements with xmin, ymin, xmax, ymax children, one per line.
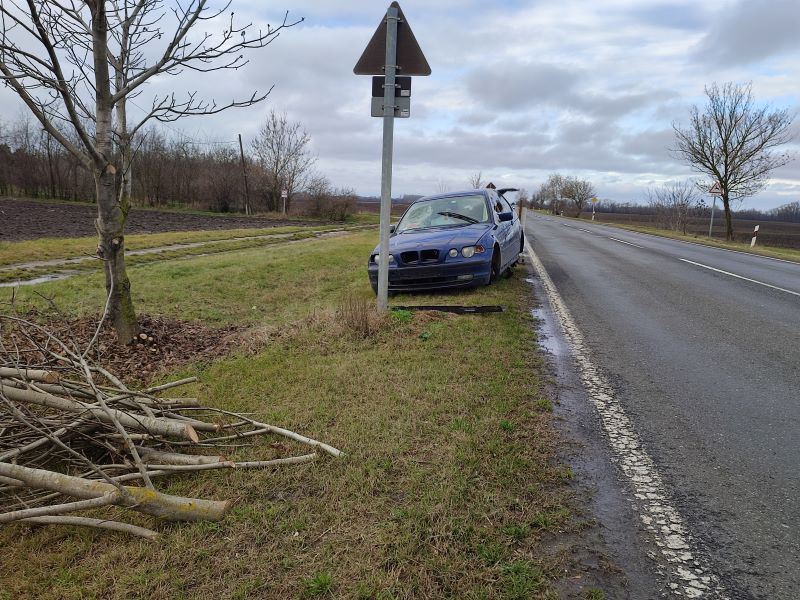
<box><xmin>367</xmin><ymin>259</ymin><xmax>492</xmax><ymax>292</ymax></box>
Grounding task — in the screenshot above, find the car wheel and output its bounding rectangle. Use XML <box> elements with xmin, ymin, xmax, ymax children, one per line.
<box><xmin>489</xmin><ymin>245</ymin><xmax>502</xmax><ymax>284</ymax></box>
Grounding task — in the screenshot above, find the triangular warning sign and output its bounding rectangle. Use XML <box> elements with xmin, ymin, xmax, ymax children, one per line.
<box><xmin>708</xmin><ymin>181</ymin><xmax>723</xmax><ymax>195</ymax></box>
<box><xmin>353</xmin><ymin>2</ymin><xmax>431</xmax><ymax>76</ymax></box>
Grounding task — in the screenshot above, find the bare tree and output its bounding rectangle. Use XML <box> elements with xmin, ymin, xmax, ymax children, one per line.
<box><xmin>251</xmin><ymin>110</ymin><xmax>316</xmax><ymax>213</ymax></box>
<box><xmin>648</xmin><ymin>180</ymin><xmax>701</xmax><ymax>234</ymax></box>
<box><xmin>516</xmin><ymin>188</ymin><xmax>530</xmax><ymax>208</ymax></box>
<box><xmin>672</xmin><ymin>82</ymin><xmax>794</xmax><ymax>241</ymax></box>
<box><xmin>772</xmin><ymin>201</ymin><xmax>800</xmax><ymax>222</ymax></box>
<box><xmin>435</xmin><ymin>179</ymin><xmax>450</xmax><ymax>194</ymax></box>
<box><xmin>538</xmin><ymin>173</ymin><xmax>566</xmax><ymax>215</ymax></box>
<box><xmin>0</xmin><ymin>2</ymin><xmax>299</xmax><ymax>343</ymax></box>
<box><xmin>561</xmin><ymin>177</ymin><xmax>595</xmax><ymax>216</ymax></box>
<box><xmin>468</xmin><ymin>171</ymin><xmax>484</xmax><ymax>189</ymax></box>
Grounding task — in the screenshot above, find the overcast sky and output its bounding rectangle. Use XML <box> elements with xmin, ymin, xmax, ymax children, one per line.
<box><xmin>1</xmin><ymin>0</ymin><xmax>798</xmax><ymax>208</ymax></box>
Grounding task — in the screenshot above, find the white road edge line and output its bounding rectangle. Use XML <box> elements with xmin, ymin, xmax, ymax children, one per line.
<box><xmin>608</xmin><ymin>237</ymin><xmax>644</xmax><ymax>248</ymax></box>
<box><xmin>680</xmin><ymin>259</ymin><xmax>800</xmax><ymax>298</ymax></box>
<box><xmin>525</xmin><ymin>239</ymin><xmax>727</xmax><ymax>599</ymax></box>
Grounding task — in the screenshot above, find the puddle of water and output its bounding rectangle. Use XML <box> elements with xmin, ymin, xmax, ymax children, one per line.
<box><xmin>0</xmin><ymin>272</ymin><xmax>76</xmax><ymax>288</ymax></box>
<box><xmin>525</xmin><ymin>277</ymin><xmax>568</xmax><ymax>356</ymax></box>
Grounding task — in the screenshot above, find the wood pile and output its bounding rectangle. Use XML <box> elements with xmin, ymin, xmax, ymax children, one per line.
<box><xmin>0</xmin><ymin>315</ymin><xmax>342</xmax><ymax>539</ymax></box>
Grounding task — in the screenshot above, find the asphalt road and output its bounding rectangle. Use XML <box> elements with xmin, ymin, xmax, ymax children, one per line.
<box><xmin>526</xmin><ymin>213</ymin><xmax>800</xmax><ymax>599</ymax></box>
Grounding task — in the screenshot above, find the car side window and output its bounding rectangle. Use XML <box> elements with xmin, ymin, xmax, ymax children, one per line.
<box><xmin>500</xmin><ymin>197</ymin><xmax>513</xmax><ymax>214</ymax></box>
<box><xmin>492</xmin><ymin>194</ymin><xmax>503</xmax><ymax>213</ymax></box>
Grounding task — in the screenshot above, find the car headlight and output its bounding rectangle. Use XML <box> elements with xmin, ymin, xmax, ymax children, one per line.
<box><xmin>372</xmin><ymin>254</ymin><xmax>395</xmax><ymax>265</ymax></box>
<box><xmin>461</xmin><ymin>245</ymin><xmax>485</xmax><ymax>258</ymax></box>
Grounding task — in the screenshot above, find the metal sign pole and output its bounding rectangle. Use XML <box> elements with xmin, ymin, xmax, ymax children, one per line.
<box><xmin>708</xmin><ymin>196</ymin><xmax>717</xmax><ymax>238</ymax></box>
<box><xmin>377</xmin><ymin>6</ymin><xmax>399</xmax><ymax>312</ymax></box>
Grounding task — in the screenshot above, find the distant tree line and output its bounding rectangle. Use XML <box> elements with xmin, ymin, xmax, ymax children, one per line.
<box><xmin>530</xmin><ymin>173</ymin><xmax>596</xmax><ymax>216</ymax></box>
<box><xmin>0</xmin><ymin>112</ymin><xmax>354</xmax><ymax>220</ymax></box>
<box><xmin>587</xmin><ymin>198</ymin><xmax>800</xmax><ymax>223</ymax></box>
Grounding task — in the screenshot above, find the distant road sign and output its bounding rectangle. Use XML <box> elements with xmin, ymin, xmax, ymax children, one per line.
<box><xmin>591</xmin><ymin>197</ymin><xmax>598</xmax><ymax>204</ymax></box>
<box><xmin>353</xmin><ymin>2</ymin><xmax>431</xmax><ymax>76</ymax></box>
<box><xmin>709</xmin><ymin>181</ymin><xmax>723</xmax><ymax>195</ymax></box>
<box><xmin>372</xmin><ymin>76</ymin><xmax>411</xmax><ymax>98</ymax></box>
<box><xmin>281</xmin><ymin>189</ymin><xmax>288</xmax><ymax>199</ymax></box>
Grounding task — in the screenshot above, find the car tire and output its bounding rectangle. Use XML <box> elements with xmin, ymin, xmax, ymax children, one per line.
<box><xmin>489</xmin><ymin>245</ymin><xmax>502</xmax><ymax>284</ymax></box>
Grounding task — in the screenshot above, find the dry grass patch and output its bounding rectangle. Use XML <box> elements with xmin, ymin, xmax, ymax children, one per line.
<box><xmin>0</xmin><ymin>277</ymin><xmax>578</xmax><ymax>599</ymax></box>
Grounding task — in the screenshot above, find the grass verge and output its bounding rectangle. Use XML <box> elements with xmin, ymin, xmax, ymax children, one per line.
<box><xmin>1</xmin><ymin>231</ymin><xmax>584</xmax><ymax>599</ymax></box>
<box><xmin>0</xmin><ymin>224</ymin><xmax>363</xmax><ymax>269</ymax></box>
<box><xmin>608</xmin><ymin>223</ymin><xmax>800</xmax><ymax>262</ymax></box>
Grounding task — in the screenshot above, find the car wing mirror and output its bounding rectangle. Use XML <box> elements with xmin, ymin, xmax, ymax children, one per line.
<box><xmin>498</xmin><ymin>211</ymin><xmax>514</xmax><ymax>222</ymax></box>
<box><xmin>389</xmin><ymin>224</ymin><xmax>396</xmax><ymax>233</ymax></box>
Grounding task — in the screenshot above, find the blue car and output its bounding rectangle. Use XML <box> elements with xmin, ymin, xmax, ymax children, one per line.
<box><xmin>367</xmin><ymin>188</ymin><xmax>524</xmax><ymax>293</ymax></box>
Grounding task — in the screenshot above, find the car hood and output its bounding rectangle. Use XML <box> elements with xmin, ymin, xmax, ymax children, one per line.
<box><xmin>373</xmin><ymin>224</ymin><xmax>492</xmax><ymax>254</ymax></box>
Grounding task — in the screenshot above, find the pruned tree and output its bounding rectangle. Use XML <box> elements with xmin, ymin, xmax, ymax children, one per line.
<box><xmin>468</xmin><ymin>171</ymin><xmax>484</xmax><ymax>189</ymax></box>
<box><xmin>0</xmin><ymin>1</ymin><xmax>300</xmax><ymax>343</ymax></box>
<box><xmin>251</xmin><ymin>110</ymin><xmax>316</xmax><ymax>213</ymax></box>
<box><xmin>561</xmin><ymin>177</ymin><xmax>595</xmax><ymax>216</ymax></box>
<box><xmin>672</xmin><ymin>82</ymin><xmax>794</xmax><ymax>241</ymax></box>
<box><xmin>435</xmin><ymin>179</ymin><xmax>450</xmax><ymax>194</ymax></box>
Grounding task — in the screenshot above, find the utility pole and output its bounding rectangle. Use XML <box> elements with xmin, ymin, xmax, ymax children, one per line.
<box><xmin>238</xmin><ymin>133</ymin><xmax>251</xmax><ymax>216</ymax></box>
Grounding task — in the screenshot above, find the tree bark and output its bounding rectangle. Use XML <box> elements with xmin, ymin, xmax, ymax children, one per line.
<box><xmin>722</xmin><ymin>193</ymin><xmax>734</xmax><ymax>241</ymax></box>
<box><xmin>0</xmin><ymin>461</ymin><xmax>231</xmax><ymax>522</ymax></box>
<box><xmin>92</xmin><ymin>2</ymin><xmax>139</xmax><ymax>343</ymax></box>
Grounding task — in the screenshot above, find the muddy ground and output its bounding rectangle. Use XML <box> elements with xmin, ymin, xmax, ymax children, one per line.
<box><xmin>3</xmin><ymin>309</ymin><xmax>244</xmax><ymax>384</ymax></box>
<box><xmin>0</xmin><ymin>197</ymin><xmax>324</xmax><ymax>241</ymax></box>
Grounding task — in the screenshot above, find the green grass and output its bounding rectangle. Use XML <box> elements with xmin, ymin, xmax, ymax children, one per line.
<box><xmin>0</xmin><ymin>224</ymin><xmax>353</xmax><ymax>269</ymax></box>
<box><xmin>0</xmin><ymin>231</ymin><xmax>585</xmax><ymax>599</ymax></box>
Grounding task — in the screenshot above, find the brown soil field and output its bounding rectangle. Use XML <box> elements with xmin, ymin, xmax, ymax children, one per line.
<box><xmin>583</xmin><ymin>212</ymin><xmax>800</xmax><ymax>249</ymax></box>
<box><xmin>0</xmin><ymin>197</ymin><xmax>324</xmax><ymax>241</ymax></box>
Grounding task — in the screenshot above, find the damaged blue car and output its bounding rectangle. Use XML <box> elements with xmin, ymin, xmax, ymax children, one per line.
<box><xmin>367</xmin><ymin>188</ymin><xmax>524</xmax><ymax>293</ymax></box>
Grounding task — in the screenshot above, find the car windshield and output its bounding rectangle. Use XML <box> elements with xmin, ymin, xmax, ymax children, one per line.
<box><xmin>396</xmin><ymin>195</ymin><xmax>489</xmax><ymax>233</ymax></box>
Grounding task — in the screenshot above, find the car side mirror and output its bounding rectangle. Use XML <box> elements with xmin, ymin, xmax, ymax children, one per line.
<box><xmin>498</xmin><ymin>211</ymin><xmax>514</xmax><ymax>222</ymax></box>
<box><xmin>389</xmin><ymin>225</ymin><xmax>396</xmax><ymax>233</ymax></box>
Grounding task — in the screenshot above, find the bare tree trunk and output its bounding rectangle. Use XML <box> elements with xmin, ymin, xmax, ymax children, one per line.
<box><xmin>92</xmin><ymin>2</ymin><xmax>139</xmax><ymax>344</ymax></box>
<box><xmin>722</xmin><ymin>194</ymin><xmax>734</xmax><ymax>241</ymax></box>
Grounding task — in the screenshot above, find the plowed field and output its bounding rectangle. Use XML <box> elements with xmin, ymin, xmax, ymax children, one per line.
<box><xmin>0</xmin><ymin>197</ymin><xmax>320</xmax><ymax>241</ymax></box>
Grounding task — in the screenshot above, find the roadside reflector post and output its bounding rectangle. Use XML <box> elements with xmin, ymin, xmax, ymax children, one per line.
<box><xmin>751</xmin><ymin>224</ymin><xmax>760</xmax><ymax>248</ymax></box>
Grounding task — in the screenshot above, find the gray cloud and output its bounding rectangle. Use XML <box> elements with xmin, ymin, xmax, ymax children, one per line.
<box><xmin>695</xmin><ymin>0</ymin><xmax>800</xmax><ymax>66</ymax></box>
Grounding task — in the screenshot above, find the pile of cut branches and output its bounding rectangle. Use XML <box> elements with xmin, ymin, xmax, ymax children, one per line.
<box><xmin>0</xmin><ymin>315</ymin><xmax>342</xmax><ymax>539</ymax></box>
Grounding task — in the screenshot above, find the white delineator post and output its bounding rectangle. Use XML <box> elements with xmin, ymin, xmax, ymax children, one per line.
<box><xmin>750</xmin><ymin>224</ymin><xmax>760</xmax><ymax>248</ymax></box>
<box><xmin>377</xmin><ymin>5</ymin><xmax>399</xmax><ymax>312</ymax></box>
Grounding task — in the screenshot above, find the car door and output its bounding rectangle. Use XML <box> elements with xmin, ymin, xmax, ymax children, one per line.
<box><xmin>496</xmin><ymin>195</ymin><xmax>519</xmax><ymax>268</ymax></box>
<box><xmin>490</xmin><ymin>192</ymin><xmax>512</xmax><ymax>268</ymax></box>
